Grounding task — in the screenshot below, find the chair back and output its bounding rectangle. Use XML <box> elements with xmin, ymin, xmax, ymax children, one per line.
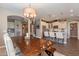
<box><xmin>3</xmin><ymin>32</ymin><xmax>15</xmax><ymax>56</ymax></box>
<box><xmin>49</xmin><ymin>32</ymin><xmax>55</xmax><ymax>37</ymax></box>
<box><xmin>55</xmin><ymin>32</ymin><xmax>64</xmax><ymax>39</ymax></box>
<box><xmin>44</xmin><ymin>31</ymin><xmax>49</xmax><ymax>37</ymax></box>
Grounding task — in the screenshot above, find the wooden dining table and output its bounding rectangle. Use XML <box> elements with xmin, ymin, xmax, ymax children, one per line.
<box><xmin>15</xmin><ymin>36</ymin><xmax>56</xmax><ymax>56</ymax></box>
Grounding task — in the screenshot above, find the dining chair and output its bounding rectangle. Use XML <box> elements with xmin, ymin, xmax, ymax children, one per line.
<box><xmin>3</xmin><ymin>32</ymin><xmax>15</xmax><ymax>56</ymax></box>
<box><xmin>49</xmin><ymin>32</ymin><xmax>55</xmax><ymax>41</ymax></box>
<box><xmin>55</xmin><ymin>32</ymin><xmax>64</xmax><ymax>44</ymax></box>
<box><xmin>44</xmin><ymin>31</ymin><xmax>50</xmax><ymax>40</ymax></box>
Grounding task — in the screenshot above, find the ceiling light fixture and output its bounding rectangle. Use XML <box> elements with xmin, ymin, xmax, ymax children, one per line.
<box><xmin>23</xmin><ymin>3</ymin><xmax>37</xmax><ymax>19</ymax></box>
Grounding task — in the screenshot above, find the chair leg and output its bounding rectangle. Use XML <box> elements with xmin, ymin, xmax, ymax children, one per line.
<box><xmin>57</xmin><ymin>38</ymin><xmax>59</xmax><ymax>43</ymax></box>
<box><xmin>50</xmin><ymin>37</ymin><xmax>53</xmax><ymax>41</ymax></box>
<box><xmin>63</xmin><ymin>39</ymin><xmax>64</xmax><ymax>44</ymax></box>
<box><xmin>59</xmin><ymin>39</ymin><xmax>64</xmax><ymax>44</ymax></box>
<box><xmin>53</xmin><ymin>37</ymin><xmax>55</xmax><ymax>41</ymax></box>
<box><xmin>55</xmin><ymin>38</ymin><xmax>57</xmax><ymax>43</ymax></box>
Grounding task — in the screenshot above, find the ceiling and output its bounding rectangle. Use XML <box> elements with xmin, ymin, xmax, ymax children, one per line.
<box><xmin>1</xmin><ymin>3</ymin><xmax>79</xmax><ymax>21</ymax></box>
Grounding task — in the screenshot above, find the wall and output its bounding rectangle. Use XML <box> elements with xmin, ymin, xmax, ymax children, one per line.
<box><xmin>0</xmin><ymin>7</ymin><xmax>21</xmax><ymax>55</ymax></box>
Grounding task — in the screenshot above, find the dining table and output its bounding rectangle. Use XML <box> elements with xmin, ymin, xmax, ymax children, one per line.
<box><xmin>16</xmin><ymin>36</ymin><xmax>56</xmax><ymax>56</ymax></box>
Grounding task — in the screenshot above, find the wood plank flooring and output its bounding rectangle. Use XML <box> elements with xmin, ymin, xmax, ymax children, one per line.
<box><xmin>53</xmin><ymin>37</ymin><xmax>79</xmax><ymax>56</ymax></box>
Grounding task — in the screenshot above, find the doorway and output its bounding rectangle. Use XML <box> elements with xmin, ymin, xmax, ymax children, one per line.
<box><xmin>42</xmin><ymin>25</ymin><xmax>46</xmax><ymax>38</ymax></box>
<box><xmin>70</xmin><ymin>23</ymin><xmax>78</xmax><ymax>38</ymax></box>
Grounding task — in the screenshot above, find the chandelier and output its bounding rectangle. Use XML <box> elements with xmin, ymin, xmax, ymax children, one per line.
<box><xmin>23</xmin><ymin>6</ymin><xmax>36</xmax><ymax>19</ymax></box>
<box><xmin>23</xmin><ymin>4</ymin><xmax>37</xmax><ymax>39</ymax></box>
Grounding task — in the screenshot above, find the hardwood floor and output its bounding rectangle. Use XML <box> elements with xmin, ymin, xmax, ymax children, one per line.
<box><xmin>0</xmin><ymin>47</ymin><xmax>7</xmax><ymax>56</ymax></box>
<box><xmin>0</xmin><ymin>38</ymin><xmax>7</xmax><ymax>56</ymax></box>
<box><xmin>53</xmin><ymin>37</ymin><xmax>79</xmax><ymax>56</ymax></box>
